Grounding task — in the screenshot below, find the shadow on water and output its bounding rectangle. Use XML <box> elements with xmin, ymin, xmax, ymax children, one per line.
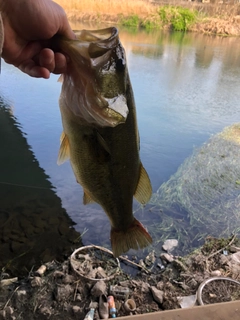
<box><xmin>0</xmin><ymin>98</ymin><xmax>82</xmax><ymax>276</ymax></box>
<box><xmin>2</xmin><ymin>23</ymin><xmax>240</xmax><ymax>271</ymax></box>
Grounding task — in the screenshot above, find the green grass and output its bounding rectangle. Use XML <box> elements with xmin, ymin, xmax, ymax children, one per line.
<box><xmin>158</xmin><ymin>5</ymin><xmax>198</xmax><ymax>31</ymax></box>
<box><xmin>141</xmin><ymin>18</ymin><xmax>160</xmax><ymax>31</ymax></box>
<box><xmin>119</xmin><ymin>6</ymin><xmax>198</xmax><ymax>32</ymax></box>
<box><xmin>120</xmin><ymin>14</ymin><xmax>140</xmax><ymax>28</ymax></box>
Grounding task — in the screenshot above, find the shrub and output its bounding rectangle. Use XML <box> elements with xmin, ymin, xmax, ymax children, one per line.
<box><xmin>158</xmin><ymin>6</ymin><xmax>197</xmax><ymax>31</ymax></box>
<box><xmin>120</xmin><ymin>15</ymin><xmax>140</xmax><ymax>28</ymax></box>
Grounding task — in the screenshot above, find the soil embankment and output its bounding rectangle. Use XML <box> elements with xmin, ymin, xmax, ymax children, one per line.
<box><xmin>55</xmin><ymin>0</ymin><xmax>240</xmax><ymax>36</ymax></box>
<box><xmin>1</xmin><ymin>237</ymin><xmax>240</xmax><ymax>319</ymax></box>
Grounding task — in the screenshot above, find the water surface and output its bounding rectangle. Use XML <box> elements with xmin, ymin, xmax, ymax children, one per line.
<box><xmin>1</xmin><ymin>25</ymin><xmax>240</xmax><ymax>268</ymax></box>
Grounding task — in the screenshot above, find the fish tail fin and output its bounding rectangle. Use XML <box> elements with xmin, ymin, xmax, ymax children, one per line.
<box><xmin>110</xmin><ymin>218</ymin><xmax>152</xmax><ymax>257</ymax></box>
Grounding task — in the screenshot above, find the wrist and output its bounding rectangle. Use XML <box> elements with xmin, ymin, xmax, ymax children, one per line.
<box><xmin>0</xmin><ymin>13</ymin><xmax>3</xmax><ymax>55</ymax></box>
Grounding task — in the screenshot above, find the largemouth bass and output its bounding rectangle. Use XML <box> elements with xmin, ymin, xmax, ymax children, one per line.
<box><xmin>56</xmin><ymin>27</ymin><xmax>152</xmax><ymax>257</ymax></box>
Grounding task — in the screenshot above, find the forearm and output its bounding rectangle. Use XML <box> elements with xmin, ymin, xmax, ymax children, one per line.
<box><xmin>0</xmin><ymin>13</ymin><xmax>3</xmax><ymax>55</ymax></box>
<box><xmin>0</xmin><ymin>0</ymin><xmax>6</xmax><ymax>54</ymax></box>
<box><xmin>0</xmin><ymin>0</ymin><xmax>73</xmax><ymax>78</ymax></box>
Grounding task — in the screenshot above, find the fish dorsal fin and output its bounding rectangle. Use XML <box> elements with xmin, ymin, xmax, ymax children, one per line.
<box><xmin>83</xmin><ymin>190</ymin><xmax>95</xmax><ymax>205</ymax></box>
<box><xmin>57</xmin><ymin>132</ymin><xmax>70</xmax><ymax>165</ymax></box>
<box><xmin>134</xmin><ymin>164</ymin><xmax>152</xmax><ymax>205</ymax></box>
<box><xmin>96</xmin><ymin>131</ymin><xmax>111</xmax><ymax>155</ymax></box>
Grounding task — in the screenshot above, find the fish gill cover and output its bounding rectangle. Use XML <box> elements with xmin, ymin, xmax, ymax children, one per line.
<box><xmin>56</xmin><ymin>27</ymin><xmax>152</xmax><ymax>257</ymax></box>
<box><xmin>56</xmin><ymin>27</ymin><xmax>129</xmax><ymax>127</ymax></box>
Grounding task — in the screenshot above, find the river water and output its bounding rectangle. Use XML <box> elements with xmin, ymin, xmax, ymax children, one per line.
<box><xmin>1</xmin><ymin>24</ymin><xmax>240</xmax><ymax>271</ymax></box>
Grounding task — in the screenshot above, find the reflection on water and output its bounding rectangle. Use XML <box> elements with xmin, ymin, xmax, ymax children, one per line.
<box><xmin>0</xmin><ymin>100</ymin><xmax>82</xmax><ymax>275</ymax></box>
<box><xmin>1</xmin><ymin>25</ymin><xmax>240</xmax><ymax>266</ymax></box>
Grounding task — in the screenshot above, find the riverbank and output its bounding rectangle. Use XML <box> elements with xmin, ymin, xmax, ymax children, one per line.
<box><xmin>55</xmin><ymin>0</ymin><xmax>240</xmax><ymax>36</ymax></box>
<box><xmin>1</xmin><ymin>236</ymin><xmax>240</xmax><ymax>319</ymax></box>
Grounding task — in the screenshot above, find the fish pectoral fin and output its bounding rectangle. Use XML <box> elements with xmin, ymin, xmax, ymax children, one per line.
<box><xmin>83</xmin><ymin>190</ymin><xmax>95</xmax><ymax>205</ymax></box>
<box><xmin>57</xmin><ymin>74</ymin><xmax>64</xmax><ymax>83</ymax></box>
<box><xmin>134</xmin><ymin>164</ymin><xmax>152</xmax><ymax>205</ymax></box>
<box><xmin>96</xmin><ymin>131</ymin><xmax>111</xmax><ymax>155</ymax></box>
<box><xmin>57</xmin><ymin>132</ymin><xmax>70</xmax><ymax>165</ymax></box>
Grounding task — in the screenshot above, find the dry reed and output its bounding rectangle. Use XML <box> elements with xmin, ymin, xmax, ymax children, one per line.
<box><xmin>55</xmin><ymin>0</ymin><xmax>240</xmax><ymax>37</ymax></box>
<box><xmin>55</xmin><ymin>0</ymin><xmax>155</xmax><ymax>18</ymax></box>
<box><xmin>56</xmin><ymin>0</ymin><xmax>240</xmax><ymax>20</ymax></box>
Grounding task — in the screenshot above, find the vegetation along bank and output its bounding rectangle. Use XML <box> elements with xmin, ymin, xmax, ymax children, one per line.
<box><xmin>55</xmin><ymin>0</ymin><xmax>240</xmax><ymax>36</ymax></box>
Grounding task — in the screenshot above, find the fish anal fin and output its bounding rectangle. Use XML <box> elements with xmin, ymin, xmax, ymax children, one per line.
<box><xmin>83</xmin><ymin>190</ymin><xmax>95</xmax><ymax>205</ymax></box>
<box><xmin>110</xmin><ymin>218</ymin><xmax>152</xmax><ymax>257</ymax></box>
<box><xmin>57</xmin><ymin>132</ymin><xmax>70</xmax><ymax>165</ymax></box>
<box><xmin>134</xmin><ymin>164</ymin><xmax>152</xmax><ymax>205</ymax></box>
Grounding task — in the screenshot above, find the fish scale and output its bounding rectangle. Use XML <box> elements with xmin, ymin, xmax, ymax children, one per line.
<box><xmin>55</xmin><ymin>27</ymin><xmax>152</xmax><ymax>257</ymax></box>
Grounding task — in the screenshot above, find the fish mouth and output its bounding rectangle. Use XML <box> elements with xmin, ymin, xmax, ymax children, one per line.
<box><xmin>58</xmin><ymin>27</ymin><xmax>129</xmax><ymax>127</ymax></box>
<box><xmin>74</xmin><ymin>27</ymin><xmax>120</xmax><ymax>55</ymax></box>
<box><xmin>83</xmin><ymin>28</ymin><xmax>128</xmax><ymax>127</ymax></box>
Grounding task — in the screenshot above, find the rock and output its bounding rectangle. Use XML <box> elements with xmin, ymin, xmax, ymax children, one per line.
<box><xmin>119</xmin><ymin>280</ymin><xmax>130</xmax><ymax>287</ymax></box>
<box><xmin>91</xmin><ymin>280</ymin><xmax>107</xmax><ymax>297</ymax></box>
<box><xmin>75</xmin><ymin>294</ymin><xmax>82</xmax><ymax>301</ymax></box>
<box><xmin>230</xmin><ymin>264</ymin><xmax>240</xmax><ymax>278</ymax></box>
<box><xmin>141</xmin><ymin>282</ymin><xmax>150</xmax><ymax>293</ymax></box>
<box><xmin>1</xmin><ymin>306</ymin><xmax>15</xmax><ymax>320</ymax></box>
<box><xmin>144</xmin><ymin>251</ymin><xmax>156</xmax><ymax>266</ymax></box>
<box><xmin>151</xmin><ymin>286</ymin><xmax>164</xmax><ymax>304</ymax></box>
<box><xmin>162</xmin><ymin>239</ymin><xmax>178</xmax><ymax>252</ymax></box>
<box><xmin>63</xmin><ymin>274</ymin><xmax>75</xmax><ymax>284</ymax></box>
<box><xmin>96</xmin><ymin>267</ymin><xmax>107</xmax><ymax>279</ymax></box>
<box><xmin>31</xmin><ymin>277</ymin><xmax>42</xmax><ymax>287</ymax></box>
<box><xmin>16</xmin><ymin>290</ymin><xmax>27</xmax><ymax>299</ymax></box>
<box><xmin>53</xmin><ymin>271</ymin><xmax>65</xmax><ymax>279</ymax></box>
<box><xmin>38</xmin><ymin>306</ymin><xmax>52</xmax><ymax>317</ymax></box>
<box><xmin>229</xmin><ymin>245</ymin><xmax>240</xmax><ymax>253</ymax></box>
<box><xmin>139</xmin><ymin>259</ymin><xmax>146</xmax><ymax>268</ymax></box>
<box><xmin>14</xmin><ymin>290</ymin><xmax>28</xmax><ymax>310</ymax></box>
<box><xmin>0</xmin><ymin>277</ymin><xmax>18</xmax><ymax>287</ymax></box>
<box><xmin>72</xmin><ymin>306</ymin><xmax>81</xmax><ymax>315</ymax></box>
<box><xmin>132</xmin><ymin>280</ymin><xmax>149</xmax><ymax>292</ymax></box>
<box><xmin>130</xmin><ymin>280</ymin><xmax>139</xmax><ymax>287</ymax></box>
<box><xmin>88</xmin><ymin>268</ymin><xmax>98</xmax><ymax>279</ymax></box>
<box><xmin>55</xmin><ymin>284</ymin><xmax>74</xmax><ymax>302</ymax></box>
<box><xmin>4</xmin><ymin>307</ymin><xmax>14</xmax><ymax>315</ymax></box>
<box><xmin>156</xmin><ymin>281</ymin><xmax>164</xmax><ymax>290</ymax></box>
<box><xmin>229</xmin><ymin>251</ymin><xmax>240</xmax><ymax>264</ymax></box>
<box><xmin>160</xmin><ymin>253</ymin><xmax>174</xmax><ymax>263</ymax></box>
<box><xmin>189</xmin><ymin>278</ymin><xmax>198</xmax><ymax>288</ymax></box>
<box><xmin>220</xmin><ymin>254</ymin><xmax>229</xmax><ymax>265</ymax></box>
<box><xmin>89</xmin><ymin>301</ymin><xmax>98</xmax><ymax>309</ymax></box>
<box><xmin>210</xmin><ymin>270</ymin><xmax>222</xmax><ymax>277</ymax></box>
<box><xmin>172</xmin><ymin>259</ymin><xmax>188</xmax><ymax>272</ymax></box>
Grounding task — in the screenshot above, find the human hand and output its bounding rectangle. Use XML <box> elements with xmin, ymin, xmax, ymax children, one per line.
<box><xmin>0</xmin><ymin>0</ymin><xmax>75</xmax><ymax>78</ymax></box>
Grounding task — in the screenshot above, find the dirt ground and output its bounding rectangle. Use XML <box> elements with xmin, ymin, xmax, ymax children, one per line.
<box><xmin>1</xmin><ymin>236</ymin><xmax>240</xmax><ymax>320</ymax></box>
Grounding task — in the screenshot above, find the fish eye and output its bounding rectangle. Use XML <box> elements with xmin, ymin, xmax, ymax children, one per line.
<box><xmin>116</xmin><ymin>59</ymin><xmax>125</xmax><ymax>72</ymax></box>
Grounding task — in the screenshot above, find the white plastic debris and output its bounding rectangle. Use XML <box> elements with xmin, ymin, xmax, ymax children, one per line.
<box><xmin>177</xmin><ymin>294</ymin><xmax>197</xmax><ymax>308</ymax></box>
